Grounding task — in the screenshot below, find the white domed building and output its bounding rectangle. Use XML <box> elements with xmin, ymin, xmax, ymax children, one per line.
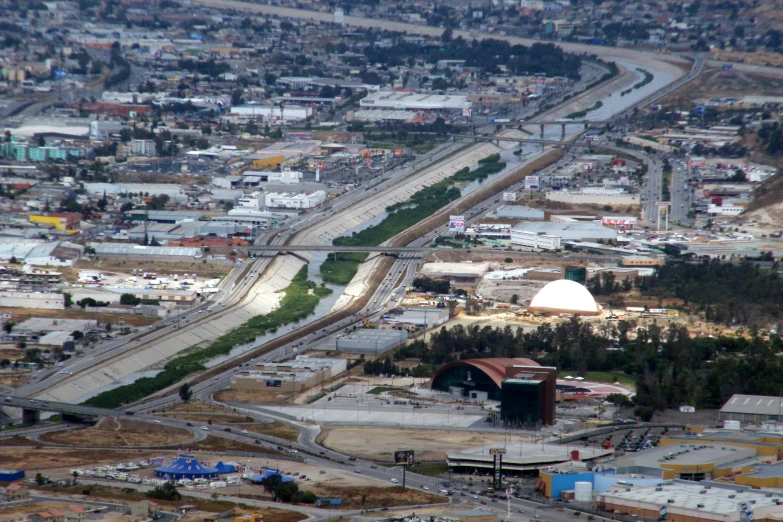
<box><xmin>528</xmin><ymin>279</ymin><xmax>602</xmax><ymax>316</ymax></box>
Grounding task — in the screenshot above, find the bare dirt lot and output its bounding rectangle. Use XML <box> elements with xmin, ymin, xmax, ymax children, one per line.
<box><xmin>318</xmin><ymin>427</ymin><xmax>528</xmax><ymax>462</ymax></box>
<box><xmin>38</xmin><ymin>417</ymin><xmax>193</xmax><ymax>447</ymax></box>
<box><xmin>0</xmin><ymin>447</ymin><xmax>152</xmax><ymax>469</ymax></box>
<box><xmin>215</xmin><ymin>388</ymin><xmax>295</xmax><ymax>405</ymax></box>
<box><xmin>0</xmin><ymin>306</ymin><xmax>158</xmax><ymax>327</ymax></box>
<box><xmin>75</xmin><ymin>258</ymin><xmax>232</xmax><ymax>279</ymax></box>
<box><xmin>659</xmin><ymin>66</ymin><xmax>783</xmax><ymax>107</ymax></box>
<box><xmin>309</xmin><ymin>485</ymin><xmax>442</xmax><ymax>509</ymax></box>
<box><xmin>0</xmin><ymin>370</ymin><xmax>33</xmax><ymax>388</ymax></box>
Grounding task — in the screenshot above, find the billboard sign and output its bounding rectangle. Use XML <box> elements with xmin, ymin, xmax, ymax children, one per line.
<box><xmin>394</xmin><ymin>450</ymin><xmax>414</xmax><ymax>465</ymax></box>
<box><xmin>503</xmin><ymin>192</ymin><xmax>517</xmax><ymax>202</ymax></box>
<box><xmin>448</xmin><ymin>215</ymin><xmax>465</xmax><ymax>233</ymax></box>
<box><xmin>463</xmin><ymin>108</ymin><xmax>472</xmax><ymax>117</ymax></box>
<box><xmin>489</xmin><ymin>448</ymin><xmax>507</xmax><ymax>455</ymax></box>
<box><xmin>654</xmin><ymin>201</ymin><xmax>672</xmax><ymax>207</ymax></box>
<box><xmin>524</xmin><ymin>175</ymin><xmax>540</xmax><ymax>191</ymax></box>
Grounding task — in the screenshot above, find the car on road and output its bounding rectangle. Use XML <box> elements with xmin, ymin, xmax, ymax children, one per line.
<box><xmin>241</xmin><ymin>429</ymin><xmax>248</xmax><ymax>434</ymax></box>
<box><xmin>186</xmin><ymin>422</ymin><xmax>193</xmax><ymax>427</ymax></box>
<box><xmin>391</xmin><ymin>478</ymin><xmax>399</xmax><ymax>483</ymax></box>
<box><xmin>200</xmin><ymin>426</ymin><xmax>208</xmax><ymax>431</ymax></box>
<box><xmin>354</xmin><ymin>469</ymin><xmax>361</xmax><ymax>473</ymax></box>
<box><xmin>422</xmin><ymin>486</ymin><xmax>429</xmax><ymax>490</ymax></box>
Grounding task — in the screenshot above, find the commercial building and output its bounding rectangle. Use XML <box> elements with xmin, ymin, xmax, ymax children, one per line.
<box><xmin>511</xmin><ymin>230</ymin><xmax>562</xmax><ymax>250</ymax></box>
<box><xmin>528</xmin><ymin>279</ymin><xmax>602</xmax><ymax>316</ymax></box>
<box><xmin>230</xmin><ymin>356</ymin><xmax>347</xmax><ymax>393</ymax></box>
<box><xmin>125</xmin><ymin>210</ymin><xmax>203</xmax><ymax>223</ymax></box>
<box><xmin>447</xmin><ymin>441</ymin><xmax>611</xmax><ymax>474</ymax></box>
<box><xmin>596</xmin><ymin>481</ymin><xmax>783</xmax><ymax>522</ymax></box>
<box><xmin>431</xmin><ymin>358</ymin><xmax>556</xmax><ymax>426</ymax></box>
<box><xmin>620</xmin><ymin>256</ymin><xmax>664</xmax><ymax>267</ymax></box>
<box><xmin>265</xmin><ymin>190</ymin><xmax>326</xmax><ymax>209</ymax></box>
<box><xmin>615</xmin><ymin>443</ymin><xmax>755</xmax><ymax>481</ymax></box>
<box><xmin>496</xmin><ymin>205</ymin><xmax>545</xmax><ymax>220</ymax></box>
<box><xmin>360</xmin><ymin>92</ymin><xmax>472</xmax><ymax>111</ymax></box>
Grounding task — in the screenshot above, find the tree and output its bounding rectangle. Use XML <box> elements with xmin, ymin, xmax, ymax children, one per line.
<box><xmin>35</xmin><ymin>473</ymin><xmax>45</xmax><ymax>485</ymax></box>
<box><xmin>72</xmin><ymin>330</ymin><xmax>84</xmax><ymax>340</ymax></box>
<box><xmin>179</xmin><ymin>383</ymin><xmax>193</xmax><ymax>402</ymax></box>
<box><xmin>510</xmin><ymin>294</ymin><xmax>519</xmax><ymax>305</ymax></box>
<box><xmin>3</xmin><ymin>321</ymin><xmax>14</xmax><ymax>334</ymax></box>
<box><xmin>146</xmin><ymin>482</ymin><xmax>181</xmax><ymax>501</ymax></box>
<box><xmin>120</xmin><ymin>294</ymin><xmax>142</xmax><ymax>305</ymax></box>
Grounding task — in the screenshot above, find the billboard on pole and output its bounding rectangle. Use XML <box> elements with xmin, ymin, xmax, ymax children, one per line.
<box><xmin>394</xmin><ymin>450</ymin><xmax>414</xmax><ymax>465</ymax></box>
<box><xmin>503</xmin><ymin>192</ymin><xmax>517</xmax><ymax>202</ymax></box>
<box><xmin>524</xmin><ymin>176</ymin><xmax>540</xmax><ymax>191</ymax></box>
<box><xmin>448</xmin><ymin>215</ymin><xmax>465</xmax><ymax>233</ymax></box>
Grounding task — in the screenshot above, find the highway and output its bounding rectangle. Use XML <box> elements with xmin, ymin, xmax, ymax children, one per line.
<box><xmin>670</xmin><ymin>158</ymin><xmax>694</xmax><ymax>226</ymax></box>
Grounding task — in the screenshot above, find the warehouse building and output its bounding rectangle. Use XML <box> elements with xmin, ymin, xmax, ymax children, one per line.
<box><xmin>596</xmin><ymin>481</ymin><xmax>783</xmax><ymax>522</ymax></box>
<box><xmin>720</xmin><ymin>394</ymin><xmax>783</xmax><ymax>424</ymax></box>
<box><xmin>360</xmin><ymin>92</ymin><xmax>471</xmax><ymax>111</ymax></box>
<box><xmin>230</xmin><ymin>104</ymin><xmax>315</xmax><ymax>121</ymax></box>
<box><xmin>333</xmin><ymin>329</ymin><xmax>408</xmax><ymax>355</ymax></box>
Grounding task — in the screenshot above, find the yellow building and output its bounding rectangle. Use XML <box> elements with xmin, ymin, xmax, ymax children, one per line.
<box><xmin>250</xmin><ymin>155</ymin><xmax>285</xmax><ymax>170</ymax></box>
<box><xmin>29</xmin><ymin>214</ymin><xmax>80</xmax><ymax>233</ymax></box>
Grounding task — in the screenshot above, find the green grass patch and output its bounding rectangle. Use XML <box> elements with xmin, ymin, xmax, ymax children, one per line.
<box><xmin>566</xmin><ymin>101</ymin><xmax>603</xmax><ymax>119</ymax></box>
<box><xmin>320</xmin><ymin>252</ymin><xmax>369</xmax><ymax>285</ymax></box>
<box><xmin>368</xmin><ymin>386</ymin><xmax>404</xmax><ymax>395</ymax></box>
<box><xmin>322</xmin><ymin>155</ymin><xmax>505</xmax><ymax>283</ymax></box>
<box><xmin>579</xmin><ymin>371</ymin><xmax>635</xmax><ymax>384</ymax></box>
<box><xmin>83</xmin><ymin>266</ymin><xmax>332</xmax><ymax>409</ymax></box>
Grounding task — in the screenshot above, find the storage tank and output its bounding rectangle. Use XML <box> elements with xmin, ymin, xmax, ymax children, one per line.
<box><xmin>574</xmin><ymin>481</ymin><xmax>593</xmax><ymax>502</ymax></box>
<box><xmin>724</xmin><ymin>420</ymin><xmax>741</xmax><ymax>430</ymax></box>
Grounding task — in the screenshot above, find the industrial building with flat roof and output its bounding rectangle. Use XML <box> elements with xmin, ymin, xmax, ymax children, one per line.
<box><xmin>333</xmin><ymin>329</ymin><xmax>408</xmax><ymax>355</ymax></box>
<box><xmin>615</xmin><ymin>443</ymin><xmax>755</xmax><ymax>481</ymax></box>
<box><xmin>230</xmin><ymin>356</ymin><xmax>347</xmax><ymax>393</ymax></box>
<box><xmin>360</xmin><ymin>92</ymin><xmax>472</xmax><ymax>111</ymax></box>
<box><xmin>511</xmin><ymin>222</ymin><xmax>617</xmax><ymax>242</ymax></box>
<box><xmin>597</xmin><ymin>481</ymin><xmax>783</xmax><ymax>522</ymax></box>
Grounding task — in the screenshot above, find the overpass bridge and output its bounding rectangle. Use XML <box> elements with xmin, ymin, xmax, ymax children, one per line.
<box><xmin>2</xmin><ymin>396</ymin><xmax>131</xmax><ymax>424</ymax></box>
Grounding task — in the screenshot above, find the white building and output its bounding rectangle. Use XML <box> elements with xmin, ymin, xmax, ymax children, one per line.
<box><xmin>359</xmin><ymin>92</ymin><xmax>472</xmax><ymax>111</ymax></box>
<box><xmin>510</xmin><ymin>230</ymin><xmax>562</xmax><ymax>250</ymax></box>
<box><xmin>243</xmin><ymin>170</ymin><xmax>302</xmax><ymax>184</ymax></box>
<box><xmin>264</xmin><ymin>191</ymin><xmax>326</xmax><ymax>209</ymax></box>
<box><xmin>230</xmin><ymin>105</ymin><xmax>314</xmax><ymax>121</ymax></box>
<box><xmin>707</xmin><ymin>204</ymin><xmax>744</xmax><ymax>216</ymax></box>
<box><xmin>131</xmin><ymin>139</ymin><xmax>157</xmax><ymax>157</ymax></box>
